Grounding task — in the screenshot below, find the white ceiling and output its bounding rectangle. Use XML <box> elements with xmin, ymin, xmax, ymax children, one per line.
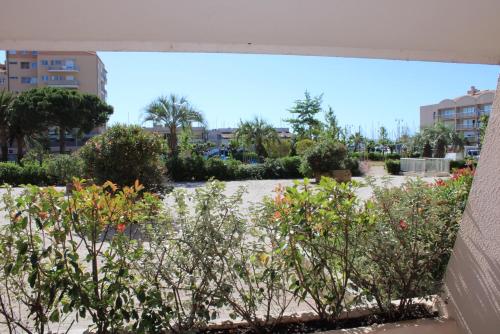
<box><xmin>1</xmin><ymin>0</ymin><xmax>500</xmax><ymax>64</ymax></box>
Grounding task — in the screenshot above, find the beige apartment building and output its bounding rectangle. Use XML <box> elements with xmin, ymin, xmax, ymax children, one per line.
<box><xmin>420</xmin><ymin>86</ymin><xmax>495</xmax><ymax>146</ymax></box>
<box><xmin>4</xmin><ymin>50</ymin><xmax>107</xmax><ymax>99</ymax></box>
<box><xmin>1</xmin><ymin>50</ymin><xmax>108</xmax><ymax>157</ymax></box>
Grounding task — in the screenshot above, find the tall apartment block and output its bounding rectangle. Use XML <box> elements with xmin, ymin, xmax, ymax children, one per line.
<box><xmin>4</xmin><ymin>50</ymin><xmax>107</xmax><ymax>99</ymax></box>
<box><xmin>1</xmin><ymin>50</ymin><xmax>108</xmax><ymax>157</ymax></box>
<box><xmin>420</xmin><ymin>86</ymin><xmax>494</xmax><ymax>146</ymax></box>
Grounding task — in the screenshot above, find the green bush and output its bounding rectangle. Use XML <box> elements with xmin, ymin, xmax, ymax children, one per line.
<box><xmin>345</xmin><ymin>157</ymin><xmax>362</xmax><ymax>176</ymax></box>
<box><xmin>295</xmin><ymin>138</ymin><xmax>315</xmax><ymax>156</ymax></box>
<box><xmin>303</xmin><ymin>140</ymin><xmax>348</xmax><ymax>174</ymax></box>
<box><xmin>385</xmin><ymin>159</ymin><xmax>401</xmax><ymax>175</ymax></box>
<box><xmin>0</xmin><ymin>162</ymin><xmax>23</xmax><ymax>185</ymax></box>
<box><xmin>367</xmin><ymin>152</ymin><xmax>385</xmax><ymax>161</ymax></box>
<box><xmin>205</xmin><ymin>157</ymin><xmax>230</xmax><ymax>180</ymax></box>
<box><xmin>45</xmin><ymin>154</ymin><xmax>84</xmax><ymax>185</ymax></box>
<box><xmin>79</xmin><ymin>124</ymin><xmax>167</xmax><ymax>192</ymax></box>
<box><xmin>385</xmin><ymin>153</ymin><xmax>401</xmax><ymax>160</ymax></box>
<box><xmin>0</xmin><ymin>162</ymin><xmax>49</xmax><ymax>186</ymax></box>
<box><xmin>279</xmin><ymin>156</ymin><xmax>302</xmax><ymax>178</ymax></box>
<box><xmin>167</xmin><ymin>154</ymin><xmax>206</xmax><ymax>181</ymax></box>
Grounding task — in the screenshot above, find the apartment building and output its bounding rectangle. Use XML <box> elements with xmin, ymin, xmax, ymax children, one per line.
<box><xmin>0</xmin><ymin>64</ymin><xmax>7</xmax><ymax>90</ymax></box>
<box><xmin>1</xmin><ymin>50</ymin><xmax>108</xmax><ymax>157</ymax></box>
<box><xmin>5</xmin><ymin>50</ymin><xmax>107</xmax><ymax>99</ymax></box>
<box><xmin>207</xmin><ymin>127</ymin><xmax>292</xmax><ymax>147</ymax></box>
<box><xmin>420</xmin><ymin>86</ymin><xmax>495</xmax><ymax>145</ymax></box>
<box><xmin>144</xmin><ymin>126</ymin><xmax>208</xmax><ymax>143</ymax></box>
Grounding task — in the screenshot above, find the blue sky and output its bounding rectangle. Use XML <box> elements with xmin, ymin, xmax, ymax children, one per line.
<box><xmin>2</xmin><ymin>52</ymin><xmax>499</xmax><ymax>139</ymax></box>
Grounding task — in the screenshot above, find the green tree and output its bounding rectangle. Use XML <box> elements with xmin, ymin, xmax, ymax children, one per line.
<box><xmin>40</xmin><ymin>88</ymin><xmax>113</xmax><ymax>153</ymax></box>
<box><xmin>321</xmin><ymin>106</ymin><xmax>342</xmax><ymax>141</ymax></box>
<box><xmin>0</xmin><ymin>91</ymin><xmax>14</xmax><ymax>162</ymax></box>
<box><xmin>235</xmin><ymin>117</ymin><xmax>278</xmax><ymax>158</ymax></box>
<box><xmin>144</xmin><ymin>94</ymin><xmax>204</xmax><ymax>156</ymax></box>
<box><xmin>421</xmin><ymin>122</ymin><xmax>463</xmax><ymax>158</ymax></box>
<box><xmin>286</xmin><ymin>91</ymin><xmax>323</xmax><ymax>140</ymax></box>
<box><xmin>349</xmin><ymin>131</ymin><xmax>365</xmax><ymax>152</ymax></box>
<box><xmin>378</xmin><ymin>126</ymin><xmax>391</xmax><ymax>155</ymax></box>
<box><xmin>479</xmin><ymin>114</ymin><xmax>489</xmax><ymax>147</ymax></box>
<box><xmin>9</xmin><ymin>89</ymin><xmax>48</xmax><ymax>161</ymax></box>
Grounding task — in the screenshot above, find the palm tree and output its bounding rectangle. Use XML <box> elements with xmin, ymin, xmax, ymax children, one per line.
<box><xmin>0</xmin><ymin>91</ymin><xmax>14</xmax><ymax>162</ymax></box>
<box><xmin>420</xmin><ymin>122</ymin><xmax>463</xmax><ymax>158</ymax></box>
<box><xmin>144</xmin><ymin>94</ymin><xmax>204</xmax><ymax>155</ymax></box>
<box><xmin>235</xmin><ymin>117</ymin><xmax>278</xmax><ymax>158</ymax></box>
<box><xmin>349</xmin><ymin>131</ymin><xmax>364</xmax><ymax>152</ymax></box>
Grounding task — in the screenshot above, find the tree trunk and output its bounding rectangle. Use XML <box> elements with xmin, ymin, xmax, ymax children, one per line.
<box><xmin>169</xmin><ymin>126</ymin><xmax>178</xmax><ymax>156</ymax></box>
<box><xmin>16</xmin><ymin>135</ymin><xmax>24</xmax><ymax>162</ymax></box>
<box><xmin>59</xmin><ymin>127</ymin><xmax>66</xmax><ymax>154</ymax></box>
<box><xmin>0</xmin><ymin>132</ymin><xmax>7</xmax><ymax>162</ymax></box>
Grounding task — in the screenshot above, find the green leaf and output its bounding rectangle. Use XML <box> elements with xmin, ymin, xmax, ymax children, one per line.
<box><xmin>49</xmin><ymin>309</ymin><xmax>60</xmax><ymax>322</ymax></box>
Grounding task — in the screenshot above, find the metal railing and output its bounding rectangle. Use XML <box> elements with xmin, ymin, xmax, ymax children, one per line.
<box><xmin>456</xmin><ymin>124</ymin><xmax>476</xmax><ymax>130</ymax></box>
<box><xmin>400</xmin><ymin>158</ymin><xmax>450</xmax><ymax>174</ymax></box>
<box><xmin>46</xmin><ymin>79</ymin><xmax>80</xmax><ymax>87</ymax></box>
<box><xmin>47</xmin><ymin>65</ymin><xmax>80</xmax><ymax>72</ymax></box>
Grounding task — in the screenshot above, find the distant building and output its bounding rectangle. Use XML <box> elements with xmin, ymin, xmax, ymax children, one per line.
<box><xmin>1</xmin><ymin>50</ymin><xmax>108</xmax><ymax>158</ymax></box>
<box><xmin>420</xmin><ymin>86</ymin><xmax>494</xmax><ymax>146</ymax></box>
<box><xmin>207</xmin><ymin>127</ymin><xmax>292</xmax><ymax>147</ymax></box>
<box><xmin>4</xmin><ymin>50</ymin><xmax>107</xmax><ymax>99</ymax></box>
<box><xmin>143</xmin><ymin>126</ymin><xmax>208</xmax><ymax>144</ymax></box>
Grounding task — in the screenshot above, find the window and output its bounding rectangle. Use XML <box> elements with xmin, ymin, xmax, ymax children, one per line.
<box><xmin>7</xmin><ymin>50</ymin><xmax>16</xmax><ymax>55</ymax></box>
<box><xmin>41</xmin><ymin>75</ymin><xmax>49</xmax><ymax>81</ymax></box>
<box><xmin>8</xmin><ymin>61</ymin><xmax>18</xmax><ymax>65</ymax></box>
<box><xmin>440</xmin><ymin>108</ymin><xmax>455</xmax><ymax>118</ymax></box>
<box><xmin>9</xmin><ymin>76</ymin><xmax>18</xmax><ymax>80</ymax></box>
<box><xmin>482</xmin><ymin>104</ymin><xmax>492</xmax><ymax>114</ymax></box>
<box><xmin>0</xmin><ymin>78</ymin><xmax>5</xmax><ymax>85</ymax></box>
<box><xmin>32</xmin><ymin>51</ymin><xmax>38</xmax><ymax>55</ymax></box>
<box><xmin>461</xmin><ymin>106</ymin><xmax>475</xmax><ymax>114</ymax></box>
<box><xmin>31</xmin><ymin>62</ymin><xmax>37</xmax><ymax>69</ymax></box>
<box><xmin>50</xmin><ymin>75</ymin><xmax>64</xmax><ymax>81</ymax></box>
<box><xmin>40</xmin><ymin>60</ymin><xmax>49</xmax><ymax>66</ymax></box>
<box><xmin>66</xmin><ymin>75</ymin><xmax>74</xmax><ymax>80</ymax></box>
<box><xmin>20</xmin><ymin>62</ymin><xmax>30</xmax><ymax>69</ymax></box>
<box><xmin>50</xmin><ymin>60</ymin><xmax>63</xmax><ymax>66</ymax></box>
<box><xmin>21</xmin><ymin>77</ymin><xmax>37</xmax><ymax>84</ymax></box>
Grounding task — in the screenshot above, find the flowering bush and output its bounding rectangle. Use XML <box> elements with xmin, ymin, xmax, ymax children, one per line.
<box><xmin>0</xmin><ymin>180</ymin><xmax>162</xmax><ymax>334</ymax></box>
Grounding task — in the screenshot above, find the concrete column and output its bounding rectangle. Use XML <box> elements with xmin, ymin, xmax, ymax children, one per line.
<box><xmin>444</xmin><ymin>75</ymin><xmax>500</xmax><ymax>334</ymax></box>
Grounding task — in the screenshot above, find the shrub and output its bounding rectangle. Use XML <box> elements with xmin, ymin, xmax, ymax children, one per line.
<box><xmin>45</xmin><ymin>154</ymin><xmax>84</xmax><ymax>185</ymax></box>
<box><xmin>278</xmin><ymin>156</ymin><xmax>302</xmax><ymax>178</ymax></box>
<box><xmin>303</xmin><ymin>140</ymin><xmax>348</xmax><ymax>174</ymax></box>
<box><xmin>367</xmin><ymin>152</ymin><xmax>385</xmax><ymax>161</ymax></box>
<box><xmin>265</xmin><ymin>179</ymin><xmax>372</xmax><ymax>322</ymax></box>
<box><xmin>295</xmin><ymin>138</ymin><xmax>315</xmax><ymax>156</ymax></box>
<box><xmin>205</xmin><ymin>157</ymin><xmax>230</xmax><ymax>180</ymax></box>
<box><xmin>356</xmin><ymin>177</ymin><xmax>471</xmax><ymax>318</ymax></box>
<box><xmin>385</xmin><ymin>159</ymin><xmax>401</xmax><ymax>175</ymax></box>
<box><xmin>0</xmin><ymin>181</ymin><xmax>162</xmax><ymax>334</ymax></box>
<box><xmin>385</xmin><ymin>153</ymin><xmax>401</xmax><ymax>160</ymax></box>
<box><xmin>167</xmin><ymin>154</ymin><xmax>206</xmax><ymax>181</ymax></box>
<box><xmin>79</xmin><ymin>124</ymin><xmax>167</xmax><ymax>192</ymax></box>
<box><xmin>345</xmin><ymin>157</ymin><xmax>362</xmax><ymax>176</ymax></box>
<box><xmin>0</xmin><ymin>162</ymin><xmax>23</xmax><ymax>185</ymax></box>
<box><xmin>0</xmin><ymin>162</ymin><xmax>49</xmax><ymax>186</ymax></box>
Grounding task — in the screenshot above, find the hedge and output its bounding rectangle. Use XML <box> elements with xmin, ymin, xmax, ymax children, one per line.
<box><xmin>385</xmin><ymin>159</ymin><xmax>401</xmax><ymax>175</ymax></box>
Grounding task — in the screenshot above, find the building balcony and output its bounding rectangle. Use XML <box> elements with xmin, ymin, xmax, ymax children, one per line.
<box><xmin>456</xmin><ymin>124</ymin><xmax>477</xmax><ymax>130</ymax></box>
<box><xmin>438</xmin><ymin>113</ymin><xmax>456</xmax><ymax>119</ymax></box>
<box><xmin>456</xmin><ymin>112</ymin><xmax>478</xmax><ymax>119</ymax></box>
<box><xmin>47</xmin><ymin>65</ymin><xmax>80</xmax><ymax>72</ymax></box>
<box><xmin>45</xmin><ymin>79</ymin><xmax>80</xmax><ymax>88</ymax></box>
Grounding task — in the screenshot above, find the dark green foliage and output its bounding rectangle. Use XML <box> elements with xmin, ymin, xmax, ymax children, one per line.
<box><xmin>168</xmin><ymin>156</ymin><xmax>303</xmax><ymax>181</ymax></box>
<box><xmin>345</xmin><ymin>157</ymin><xmax>362</xmax><ymax>176</ymax></box>
<box><xmin>45</xmin><ymin>154</ymin><xmax>85</xmax><ymax>184</ymax></box>
<box><xmin>385</xmin><ymin>153</ymin><xmax>401</xmax><ymax>160</ymax></box>
<box><xmin>367</xmin><ymin>152</ymin><xmax>385</xmax><ymax>161</ymax></box>
<box><xmin>385</xmin><ymin>159</ymin><xmax>401</xmax><ymax>175</ymax></box>
<box><xmin>303</xmin><ymin>140</ymin><xmax>348</xmax><ymax>173</ymax></box>
<box><xmin>0</xmin><ymin>162</ymin><xmax>48</xmax><ymax>186</ymax></box>
<box><xmin>422</xmin><ymin>142</ymin><xmax>432</xmax><ymax>157</ymax></box>
<box><xmin>79</xmin><ymin>124</ymin><xmax>167</xmax><ymax>192</ymax></box>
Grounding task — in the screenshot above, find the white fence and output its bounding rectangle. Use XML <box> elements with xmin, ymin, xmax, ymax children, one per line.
<box><xmin>400</xmin><ymin>158</ymin><xmax>450</xmax><ymax>175</ymax></box>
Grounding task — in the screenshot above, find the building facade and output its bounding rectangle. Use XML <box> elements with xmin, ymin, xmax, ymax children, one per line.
<box><xmin>420</xmin><ymin>86</ymin><xmax>494</xmax><ymax>146</ymax></box>
<box><xmin>4</xmin><ymin>50</ymin><xmax>107</xmax><ymax>99</ymax></box>
<box><xmin>1</xmin><ymin>50</ymin><xmax>108</xmax><ymax>157</ymax></box>
<box><xmin>207</xmin><ymin>127</ymin><xmax>292</xmax><ymax>147</ymax></box>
